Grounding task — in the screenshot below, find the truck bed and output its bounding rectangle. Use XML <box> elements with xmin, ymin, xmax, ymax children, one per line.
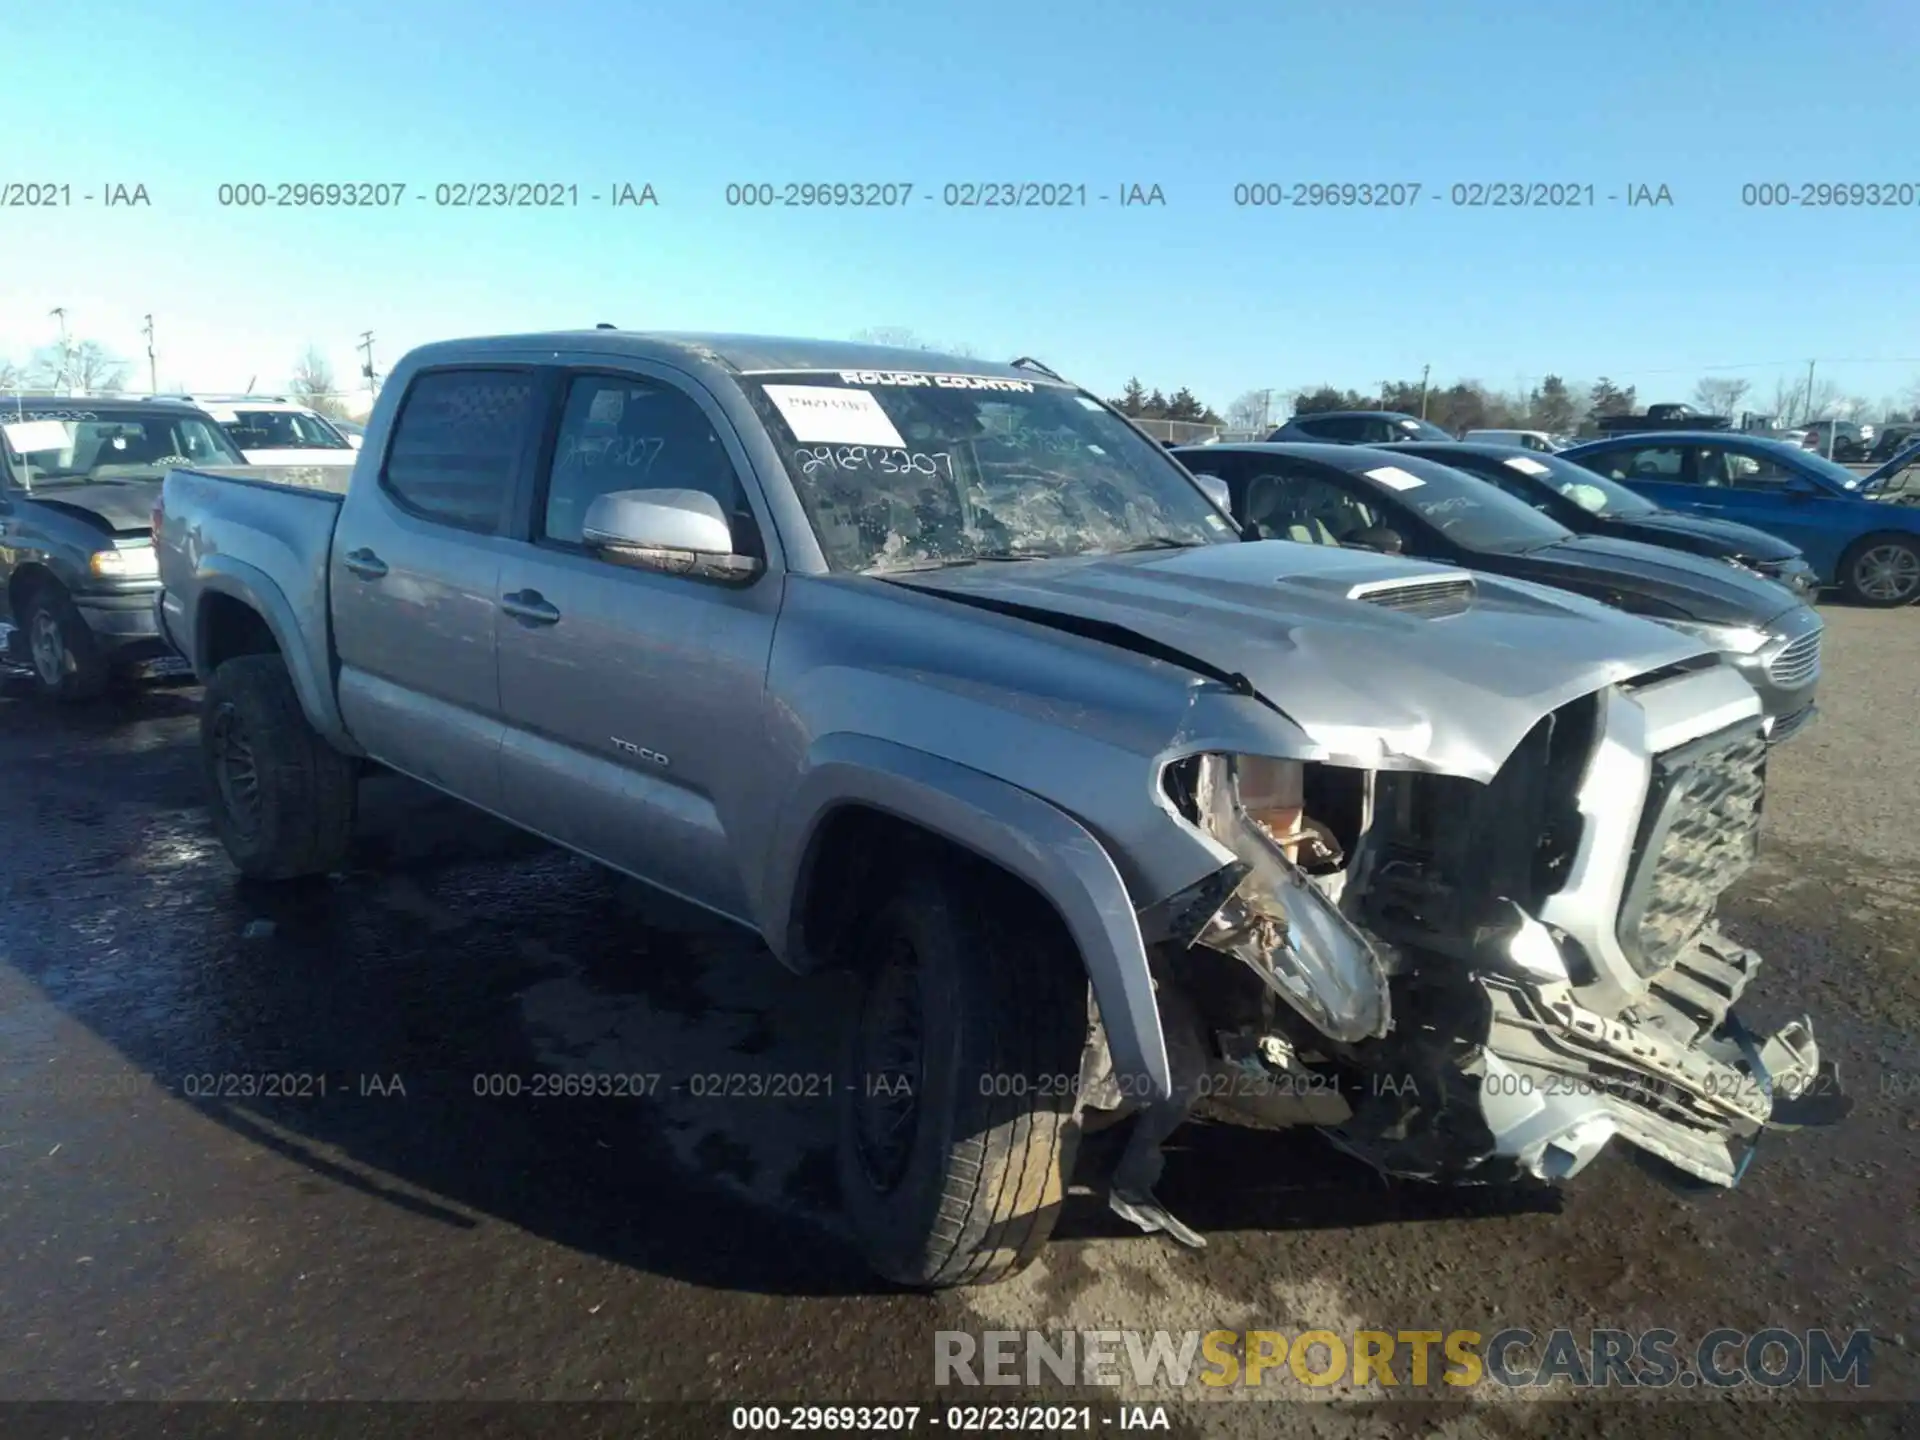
<box><xmin>154</xmin><ymin>464</ymin><xmax>349</xmax><ymax>691</ymax></box>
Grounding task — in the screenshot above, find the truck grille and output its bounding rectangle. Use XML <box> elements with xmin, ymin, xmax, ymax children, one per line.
<box><xmin>1767</xmin><ymin>628</ymin><xmax>1822</xmax><ymax>687</ymax></box>
<box><xmin>1616</xmin><ymin>724</ymin><xmax>1767</xmax><ymax>977</ymax></box>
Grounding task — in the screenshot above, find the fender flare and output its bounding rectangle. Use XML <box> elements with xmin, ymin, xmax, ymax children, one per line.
<box><xmin>191</xmin><ymin>555</ymin><xmax>358</xmax><ymax>753</ymax></box>
<box><xmin>764</xmin><ymin>733</ymin><xmax>1172</xmax><ymax>1102</ymax></box>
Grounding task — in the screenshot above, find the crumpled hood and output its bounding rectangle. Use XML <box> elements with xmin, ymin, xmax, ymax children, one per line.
<box><xmin>27</xmin><ymin>479</ymin><xmax>160</xmax><ymax>533</ymax></box>
<box><xmin>892</xmin><ymin>540</ymin><xmax>1719</xmax><ymax>782</ymax></box>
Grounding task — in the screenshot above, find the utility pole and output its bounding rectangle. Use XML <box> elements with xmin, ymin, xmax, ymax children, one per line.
<box><xmin>1257</xmin><ymin>387</ymin><xmax>1273</xmax><ymax>432</ymax></box>
<box><xmin>142</xmin><ymin>315</ymin><xmax>157</xmax><ymax>394</ymax></box>
<box><xmin>48</xmin><ymin>307</ymin><xmax>70</xmax><ymax>393</ymax></box>
<box><xmin>1419</xmin><ymin>363</ymin><xmax>1431</xmax><ymax>419</ymax></box>
<box><xmin>358</xmin><ymin>331</ymin><xmax>378</xmax><ymax>403</ymax></box>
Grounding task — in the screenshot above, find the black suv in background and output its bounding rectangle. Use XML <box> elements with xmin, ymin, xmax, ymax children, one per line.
<box><xmin>1267</xmin><ymin>410</ymin><xmax>1454</xmax><ymax>444</ymax></box>
<box><xmin>1389</xmin><ymin>440</ymin><xmax>1818</xmax><ymax>598</ymax></box>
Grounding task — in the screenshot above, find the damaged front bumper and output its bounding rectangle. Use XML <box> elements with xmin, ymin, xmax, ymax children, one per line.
<box><xmin>1104</xmin><ymin>672</ymin><xmax>1848</xmax><ymax>1240</ymax></box>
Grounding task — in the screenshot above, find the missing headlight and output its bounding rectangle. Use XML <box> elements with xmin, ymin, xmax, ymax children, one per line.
<box><xmin>1183</xmin><ymin>753</ymin><xmax>1391</xmax><ymax>1044</ymax></box>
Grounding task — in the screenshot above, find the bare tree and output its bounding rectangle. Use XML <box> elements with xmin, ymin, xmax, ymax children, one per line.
<box><xmin>1802</xmin><ymin>377</ymin><xmax>1843</xmax><ymax>421</ymax></box>
<box><xmin>1766</xmin><ymin>376</ymin><xmax>1804</xmax><ymax>425</ymax></box>
<box><xmin>289</xmin><ymin>346</ymin><xmax>348</xmax><ymax>418</ymax></box>
<box><xmin>29</xmin><ymin>339</ymin><xmax>129</xmax><ymax>394</ymax></box>
<box><xmin>1224</xmin><ymin>389</ymin><xmax>1271</xmax><ymax>430</ymax></box>
<box><xmin>1691</xmin><ymin>376</ymin><xmax>1751</xmax><ymax>417</ymax></box>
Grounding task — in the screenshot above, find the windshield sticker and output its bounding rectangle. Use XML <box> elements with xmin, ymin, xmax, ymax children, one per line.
<box><xmin>1364</xmin><ymin>465</ymin><xmax>1426</xmax><ymax>491</ymax></box>
<box><xmin>205</xmin><ymin>406</ymin><xmax>240</xmax><ymax>423</ymax></box>
<box><xmin>2</xmin><ymin>419</ymin><xmax>73</xmax><ymax>452</ymax></box>
<box><xmin>764</xmin><ymin>385</ymin><xmax>907</xmax><ymax>448</ymax></box>
<box><xmin>834</xmin><ymin>370</ymin><xmax>1036</xmax><ymax>393</ymax></box>
<box><xmin>796</xmin><ymin>446</ymin><xmax>955</xmax><ymax>479</ymax></box>
<box><xmin>1503</xmin><ymin>456</ymin><xmax>1552</xmax><ymax>476</ymax></box>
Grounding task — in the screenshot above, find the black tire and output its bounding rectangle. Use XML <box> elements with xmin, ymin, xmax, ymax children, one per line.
<box><xmin>201</xmin><ymin>653</ymin><xmax>358</xmax><ymax>879</ymax></box>
<box><xmin>1838</xmin><ymin>534</ymin><xmax>1920</xmax><ymax>607</ymax></box>
<box><xmin>835</xmin><ymin>861</ymin><xmax>1090</xmax><ymax>1289</ymax></box>
<box><xmin>21</xmin><ymin>582</ymin><xmax>111</xmax><ymax>702</ymax></box>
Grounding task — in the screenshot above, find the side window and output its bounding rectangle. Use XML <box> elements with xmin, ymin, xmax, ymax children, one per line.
<box><xmin>1723</xmin><ymin>449</ymin><xmax>1795</xmax><ymax>490</ymax></box>
<box><xmin>1242</xmin><ymin>469</ymin><xmax>1378</xmax><ymax>544</ymax></box>
<box><xmin>382</xmin><ymin>369</ymin><xmax>537</xmax><ymax>533</ymax></box>
<box><xmin>1295</xmin><ymin>415</ymin><xmax>1359</xmax><ymax>441</ymax></box>
<box><xmin>1595</xmin><ymin>445</ymin><xmax>1687</xmax><ymax>484</ymax></box>
<box><xmin>539</xmin><ymin>374</ymin><xmax>759</xmax><ymax>556</ymax></box>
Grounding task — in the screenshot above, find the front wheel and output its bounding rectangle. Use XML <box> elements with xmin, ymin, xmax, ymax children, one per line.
<box><xmin>835</xmin><ymin>862</ymin><xmax>1091</xmax><ymax>1289</ymax></box>
<box><xmin>1839</xmin><ymin>535</ymin><xmax>1920</xmax><ymax>607</ymax></box>
<box><xmin>22</xmin><ymin>584</ymin><xmax>110</xmax><ymax>701</ymax></box>
<box><xmin>201</xmin><ymin>653</ymin><xmax>358</xmax><ymax>879</ymax></box>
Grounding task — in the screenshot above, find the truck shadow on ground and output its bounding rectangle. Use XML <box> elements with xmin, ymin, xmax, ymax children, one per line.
<box><xmin>5</xmin><ymin>685</ymin><xmax>1562</xmax><ymax>1300</ymax></box>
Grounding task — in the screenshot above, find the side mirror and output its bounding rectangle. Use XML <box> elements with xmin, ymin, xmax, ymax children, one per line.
<box><xmin>1191</xmin><ymin>471</ymin><xmax>1232</xmax><ymax>514</ymax></box>
<box><xmin>581</xmin><ymin>488</ymin><xmax>762</xmax><ymax>583</ymax></box>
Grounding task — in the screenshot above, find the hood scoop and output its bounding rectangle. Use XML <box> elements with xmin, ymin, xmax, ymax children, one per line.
<box><xmin>1344</xmin><ymin>570</ymin><xmax>1477</xmax><ymax>617</ymax></box>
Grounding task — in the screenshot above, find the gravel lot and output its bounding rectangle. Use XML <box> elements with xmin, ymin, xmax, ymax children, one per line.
<box><xmin>0</xmin><ymin>605</ymin><xmax>1915</xmax><ymax>1439</ymax></box>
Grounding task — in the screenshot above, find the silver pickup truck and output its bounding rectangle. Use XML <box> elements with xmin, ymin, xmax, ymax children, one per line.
<box><xmin>154</xmin><ymin>332</ymin><xmax>1839</xmax><ymax>1288</ymax></box>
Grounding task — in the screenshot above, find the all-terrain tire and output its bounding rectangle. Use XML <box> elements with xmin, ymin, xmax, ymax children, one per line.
<box><xmin>1838</xmin><ymin>534</ymin><xmax>1920</xmax><ymax>607</ymax></box>
<box><xmin>201</xmin><ymin>653</ymin><xmax>358</xmax><ymax>879</ymax></box>
<box><xmin>835</xmin><ymin>860</ymin><xmax>1091</xmax><ymax>1289</ymax></box>
<box><xmin>21</xmin><ymin>582</ymin><xmax>111</xmax><ymax>702</ymax></box>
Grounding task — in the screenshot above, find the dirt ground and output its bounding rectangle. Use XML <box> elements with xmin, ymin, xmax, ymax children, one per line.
<box><xmin>0</xmin><ymin>606</ymin><xmax>1914</xmax><ymax>1439</ymax></box>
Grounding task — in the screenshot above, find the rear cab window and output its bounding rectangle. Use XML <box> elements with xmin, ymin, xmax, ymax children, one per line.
<box><xmin>380</xmin><ymin>369</ymin><xmax>539</xmax><ymax>533</ymax></box>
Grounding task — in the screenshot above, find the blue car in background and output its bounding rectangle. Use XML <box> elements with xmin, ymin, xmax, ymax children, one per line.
<box><xmin>1560</xmin><ymin>431</ymin><xmax>1920</xmax><ymax>606</ymax></box>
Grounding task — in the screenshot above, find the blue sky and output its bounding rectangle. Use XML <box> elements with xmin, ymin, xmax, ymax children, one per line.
<box><xmin>5</xmin><ymin>0</ymin><xmax>1917</xmax><ymax>418</ymax></box>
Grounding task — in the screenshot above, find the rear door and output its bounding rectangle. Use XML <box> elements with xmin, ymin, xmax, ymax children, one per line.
<box><xmin>330</xmin><ymin>366</ymin><xmax>544</xmax><ymax>806</ymax></box>
<box><xmin>493</xmin><ymin>363</ymin><xmax>783</xmax><ymax>923</ymax></box>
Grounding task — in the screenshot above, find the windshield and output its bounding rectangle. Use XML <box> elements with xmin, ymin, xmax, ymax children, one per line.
<box><xmin>0</xmin><ymin>407</ymin><xmax>247</xmax><ymax>487</ymax></box>
<box><xmin>223</xmin><ymin>409</ymin><xmax>350</xmax><ymax>450</ymax></box>
<box><xmin>1352</xmin><ymin>456</ymin><xmax>1574</xmax><ymax>551</ymax></box>
<box><xmin>742</xmin><ymin>370</ymin><xmax>1236</xmax><ymax>572</ymax></box>
<box><xmin>1513</xmin><ymin>452</ymin><xmax>1658</xmax><ymax>516</ymax></box>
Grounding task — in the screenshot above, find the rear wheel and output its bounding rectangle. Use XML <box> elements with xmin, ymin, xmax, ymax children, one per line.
<box><xmin>1839</xmin><ymin>535</ymin><xmax>1920</xmax><ymax>607</ymax></box>
<box><xmin>835</xmin><ymin>861</ymin><xmax>1090</xmax><ymax>1289</ymax></box>
<box><xmin>22</xmin><ymin>582</ymin><xmax>110</xmax><ymax>702</ymax></box>
<box><xmin>201</xmin><ymin>653</ymin><xmax>358</xmax><ymax>879</ymax></box>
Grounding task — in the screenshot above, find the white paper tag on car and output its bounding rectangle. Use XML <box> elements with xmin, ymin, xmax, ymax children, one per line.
<box><xmin>1364</xmin><ymin>465</ymin><xmax>1426</xmax><ymax>491</ymax></box>
<box><xmin>2</xmin><ymin>419</ymin><xmax>73</xmax><ymax>453</ymax></box>
<box><xmin>1504</xmin><ymin>456</ymin><xmax>1552</xmax><ymax>475</ymax></box>
<box><xmin>763</xmin><ymin>385</ymin><xmax>907</xmax><ymax>448</ymax></box>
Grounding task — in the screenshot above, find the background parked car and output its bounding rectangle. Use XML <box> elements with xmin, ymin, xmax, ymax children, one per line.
<box><xmin>1560</xmin><ymin>431</ymin><xmax>1920</xmax><ymax>606</ymax></box>
<box><xmin>1173</xmin><ymin>441</ymin><xmax>1823</xmax><ymax>739</ymax></box>
<box><xmin>1267</xmin><ymin>410</ymin><xmax>1454</xmax><ymax>444</ymax></box>
<box><xmin>1390</xmin><ymin>440</ymin><xmax>1818</xmax><ymax>599</ymax></box>
<box><xmin>0</xmin><ymin>397</ymin><xmax>248</xmax><ymax>698</ymax></box>
<box><xmin>1799</xmin><ymin>419</ymin><xmax>1873</xmax><ymax>461</ymax></box>
<box><xmin>1459</xmin><ymin>428</ymin><xmax>1568</xmax><ymax>452</ymax></box>
<box><xmin>332</xmin><ymin>418</ymin><xmax>367</xmax><ymax>447</ymax></box>
<box><xmin>147</xmin><ymin>394</ymin><xmax>357</xmax><ymax>466</ymax></box>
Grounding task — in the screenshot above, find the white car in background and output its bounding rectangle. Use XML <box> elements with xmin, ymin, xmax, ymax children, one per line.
<box><xmin>1460</xmin><ymin>428</ymin><xmax>1570</xmax><ymax>452</ymax></box>
<box><xmin>146</xmin><ymin>394</ymin><xmax>359</xmax><ymax>466</ymax></box>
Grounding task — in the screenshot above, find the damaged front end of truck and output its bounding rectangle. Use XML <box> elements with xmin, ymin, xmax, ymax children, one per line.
<box><xmin>1085</xmin><ymin>655</ymin><xmax>1848</xmax><ymax>1246</ymax></box>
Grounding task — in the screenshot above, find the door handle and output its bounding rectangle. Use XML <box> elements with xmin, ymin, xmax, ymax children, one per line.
<box><xmin>343</xmin><ymin>548</ymin><xmax>388</xmax><ymax>579</ymax></box>
<box><xmin>500</xmin><ymin>589</ymin><xmax>561</xmax><ymax>625</ymax></box>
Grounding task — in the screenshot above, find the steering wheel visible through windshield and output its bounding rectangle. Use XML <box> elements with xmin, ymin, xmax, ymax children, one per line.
<box><xmin>743</xmin><ymin>371</ymin><xmax>1235</xmax><ymax>572</ymax></box>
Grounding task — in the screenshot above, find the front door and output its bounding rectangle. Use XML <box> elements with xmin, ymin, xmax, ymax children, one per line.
<box><xmin>494</xmin><ymin>366</ymin><xmax>783</xmax><ymax>923</ymax></box>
